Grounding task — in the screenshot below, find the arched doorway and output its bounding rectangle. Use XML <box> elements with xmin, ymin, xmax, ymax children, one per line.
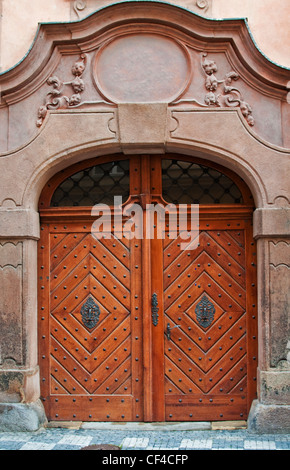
<box><xmin>38</xmin><ymin>153</ymin><xmax>258</xmax><ymax>422</ymax></box>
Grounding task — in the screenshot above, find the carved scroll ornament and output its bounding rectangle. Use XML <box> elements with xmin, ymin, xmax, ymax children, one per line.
<box><xmin>36</xmin><ymin>54</ymin><xmax>87</xmax><ymax>127</ymax></box>
<box><xmin>73</xmin><ymin>0</ymin><xmax>87</xmax><ymax>18</ymax></box>
<box><xmin>36</xmin><ymin>48</ymin><xmax>254</xmax><ymax>128</ymax></box>
<box><xmin>196</xmin><ymin>0</ymin><xmax>209</xmax><ymax>13</ymax></box>
<box><xmin>201</xmin><ymin>53</ymin><xmax>255</xmax><ymax>126</ymax></box>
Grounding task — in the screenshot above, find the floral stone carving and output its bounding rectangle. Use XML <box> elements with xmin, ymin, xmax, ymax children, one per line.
<box><xmin>201</xmin><ymin>52</ymin><xmax>255</xmax><ymax>126</ymax></box>
<box><xmin>36</xmin><ymin>54</ymin><xmax>87</xmax><ymax>127</ymax></box>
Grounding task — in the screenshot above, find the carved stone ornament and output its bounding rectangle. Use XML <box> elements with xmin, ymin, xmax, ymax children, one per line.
<box><xmin>36</xmin><ymin>47</ymin><xmax>255</xmax><ymax>128</ymax></box>
<box><xmin>80</xmin><ymin>296</ymin><xmax>100</xmax><ymax>329</ymax></box>
<box><xmin>195</xmin><ymin>294</ymin><xmax>216</xmax><ymax>328</ymax></box>
<box><xmin>201</xmin><ymin>52</ymin><xmax>255</xmax><ymax>126</ymax></box>
<box><xmin>36</xmin><ymin>54</ymin><xmax>87</xmax><ymax>127</ymax></box>
<box><xmin>72</xmin><ymin>1</ymin><xmax>209</xmax><ymax>18</ymax></box>
<box><xmin>196</xmin><ymin>0</ymin><xmax>209</xmax><ymax>12</ymax></box>
<box><xmin>73</xmin><ymin>0</ymin><xmax>87</xmax><ymax>18</ymax></box>
<box><xmin>93</xmin><ymin>33</ymin><xmax>192</xmax><ymax>104</ymax></box>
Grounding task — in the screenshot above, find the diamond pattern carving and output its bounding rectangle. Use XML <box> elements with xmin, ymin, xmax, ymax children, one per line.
<box><xmin>163</xmin><ymin>228</ymin><xmax>247</xmax><ymax>415</ymax></box>
<box><xmin>195</xmin><ymin>294</ymin><xmax>215</xmax><ymax>328</ymax></box>
<box><xmin>48</xmin><ymin>231</ymin><xmax>134</xmax><ymax>399</ymax></box>
<box><xmin>80</xmin><ymin>296</ymin><xmax>101</xmax><ymax>329</ymax></box>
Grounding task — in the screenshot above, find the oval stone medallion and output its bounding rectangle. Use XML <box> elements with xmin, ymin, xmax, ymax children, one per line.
<box><xmin>93</xmin><ymin>33</ymin><xmax>191</xmax><ymax>103</ymax></box>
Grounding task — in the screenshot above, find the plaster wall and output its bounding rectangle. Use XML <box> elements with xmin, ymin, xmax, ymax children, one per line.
<box><xmin>1</xmin><ymin>0</ymin><xmax>290</xmax><ymax>72</ymax></box>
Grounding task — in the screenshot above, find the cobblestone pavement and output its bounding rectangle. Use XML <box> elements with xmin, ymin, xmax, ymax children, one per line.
<box><xmin>0</xmin><ymin>424</ymin><xmax>289</xmax><ymax>450</ymax></box>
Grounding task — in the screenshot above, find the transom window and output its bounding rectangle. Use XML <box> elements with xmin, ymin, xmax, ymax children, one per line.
<box><xmin>50</xmin><ymin>160</ymin><xmax>130</xmax><ymax>207</ymax></box>
<box><xmin>162</xmin><ymin>159</ymin><xmax>243</xmax><ymax>204</ymax></box>
<box><xmin>50</xmin><ymin>157</ymin><xmax>244</xmax><ymax>207</ymax></box>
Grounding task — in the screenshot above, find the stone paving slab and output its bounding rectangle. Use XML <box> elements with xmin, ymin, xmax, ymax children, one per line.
<box><xmin>0</xmin><ymin>425</ymin><xmax>289</xmax><ymax>451</ymax></box>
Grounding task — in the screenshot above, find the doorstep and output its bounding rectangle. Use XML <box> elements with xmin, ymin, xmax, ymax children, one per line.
<box><xmin>46</xmin><ymin>421</ymin><xmax>83</xmax><ymax>430</ymax></box>
<box><xmin>211</xmin><ymin>421</ymin><xmax>247</xmax><ymax>430</ymax></box>
<box><xmin>46</xmin><ymin>421</ymin><xmax>247</xmax><ymax>431</ymax></box>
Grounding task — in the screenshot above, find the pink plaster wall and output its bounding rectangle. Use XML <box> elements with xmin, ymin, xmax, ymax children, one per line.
<box><xmin>0</xmin><ymin>0</ymin><xmax>290</xmax><ymax>72</ymax></box>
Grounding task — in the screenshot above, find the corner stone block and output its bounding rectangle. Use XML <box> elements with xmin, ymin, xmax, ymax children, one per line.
<box><xmin>253</xmin><ymin>208</ymin><xmax>290</xmax><ymax>239</ymax></box>
<box><xmin>0</xmin><ymin>400</ymin><xmax>47</xmax><ymax>432</ymax></box>
<box><xmin>259</xmin><ymin>370</ymin><xmax>290</xmax><ymax>405</ymax></box>
<box><xmin>248</xmin><ymin>400</ymin><xmax>290</xmax><ymax>433</ymax></box>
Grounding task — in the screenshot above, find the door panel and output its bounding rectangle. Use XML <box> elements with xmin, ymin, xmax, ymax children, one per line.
<box><xmin>162</xmin><ymin>221</ymin><xmax>254</xmax><ymax>421</ymax></box>
<box><xmin>39</xmin><ymin>222</ymin><xmax>143</xmax><ymax>421</ymax></box>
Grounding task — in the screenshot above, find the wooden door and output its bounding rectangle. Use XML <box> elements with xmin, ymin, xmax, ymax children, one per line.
<box><xmin>38</xmin><ymin>154</ymin><xmax>257</xmax><ymax>422</ymax></box>
<box><xmin>38</xmin><ymin>156</ymin><xmax>144</xmax><ymax>421</ymax></box>
<box><xmin>39</xmin><ymin>223</ymin><xmax>143</xmax><ymax>421</ymax></box>
<box><xmin>149</xmin><ymin>156</ymin><xmax>257</xmax><ymax>422</ymax></box>
<box><xmin>160</xmin><ymin>218</ymin><xmax>256</xmax><ymax>421</ymax></box>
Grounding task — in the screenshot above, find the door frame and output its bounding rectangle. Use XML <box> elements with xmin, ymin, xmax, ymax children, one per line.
<box><xmin>38</xmin><ymin>153</ymin><xmax>257</xmax><ymax>422</ymax></box>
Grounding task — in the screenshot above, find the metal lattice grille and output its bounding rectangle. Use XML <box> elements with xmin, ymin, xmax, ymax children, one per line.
<box><xmin>162</xmin><ymin>159</ymin><xmax>243</xmax><ymax>204</ymax></box>
<box><xmin>51</xmin><ymin>160</ymin><xmax>130</xmax><ymax>207</ymax></box>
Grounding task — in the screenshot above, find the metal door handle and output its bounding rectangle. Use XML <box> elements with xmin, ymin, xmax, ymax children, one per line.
<box><xmin>166</xmin><ymin>323</ymin><xmax>180</xmax><ymax>340</ymax></box>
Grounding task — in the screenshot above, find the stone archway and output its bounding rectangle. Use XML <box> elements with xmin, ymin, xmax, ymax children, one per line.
<box><xmin>37</xmin><ymin>152</ymin><xmax>258</xmax><ymax>423</ymax></box>
<box><xmin>38</xmin><ymin>154</ymin><xmax>257</xmax><ymax>421</ymax></box>
<box><xmin>0</xmin><ymin>2</ymin><xmax>289</xmax><ymax>432</ymax></box>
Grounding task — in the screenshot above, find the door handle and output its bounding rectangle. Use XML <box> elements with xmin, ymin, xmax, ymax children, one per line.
<box><xmin>166</xmin><ymin>323</ymin><xmax>180</xmax><ymax>340</ymax></box>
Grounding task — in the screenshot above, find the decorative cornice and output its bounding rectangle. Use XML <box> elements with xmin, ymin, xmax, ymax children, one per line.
<box><xmin>0</xmin><ymin>1</ymin><xmax>289</xmax><ymax>105</ymax></box>
<box><xmin>72</xmin><ymin>0</ymin><xmax>211</xmax><ymax>17</ymax></box>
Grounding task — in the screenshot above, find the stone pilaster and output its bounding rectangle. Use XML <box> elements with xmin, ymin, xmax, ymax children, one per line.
<box><xmin>0</xmin><ymin>208</ymin><xmax>47</xmax><ymax>431</ymax></box>
<box><xmin>248</xmin><ymin>208</ymin><xmax>290</xmax><ymax>432</ymax></box>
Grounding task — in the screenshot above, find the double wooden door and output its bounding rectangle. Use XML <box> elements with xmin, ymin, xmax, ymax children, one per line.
<box><xmin>38</xmin><ymin>154</ymin><xmax>257</xmax><ymax>422</ymax></box>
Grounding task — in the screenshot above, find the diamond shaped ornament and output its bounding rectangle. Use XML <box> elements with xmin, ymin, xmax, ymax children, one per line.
<box><xmin>80</xmin><ymin>297</ymin><xmax>100</xmax><ymax>329</ymax></box>
<box><xmin>195</xmin><ymin>294</ymin><xmax>215</xmax><ymax>328</ymax></box>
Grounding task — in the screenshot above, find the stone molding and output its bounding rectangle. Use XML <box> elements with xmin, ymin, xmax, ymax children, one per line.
<box><xmin>0</xmin><ymin>2</ymin><xmax>288</xmax><ymax>97</ymax></box>
<box><xmin>0</xmin><ymin>2</ymin><xmax>289</xmax><ymax>152</ymax></box>
<box><xmin>0</xmin><ymin>106</ymin><xmax>289</xmax><ymax>211</ymax></box>
<box><xmin>253</xmin><ymin>208</ymin><xmax>290</xmax><ymax>238</ymax></box>
<box><xmin>0</xmin><ymin>209</ymin><xmax>40</xmax><ymax>239</ymax></box>
<box><xmin>0</xmin><ymin>1</ymin><xmax>289</xmax><ymax>98</ymax></box>
<box><xmin>71</xmin><ymin>0</ymin><xmax>213</xmax><ymax>20</ymax></box>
